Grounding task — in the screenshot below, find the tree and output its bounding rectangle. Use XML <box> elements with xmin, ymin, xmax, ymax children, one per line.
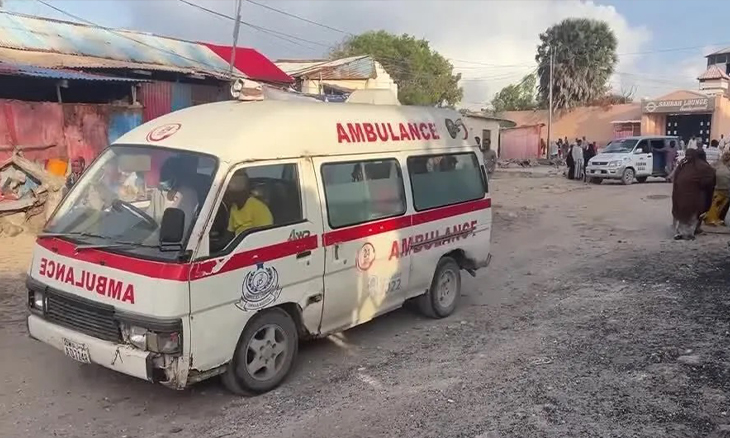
<box><xmin>490</xmin><ymin>73</ymin><xmax>537</xmax><ymax>112</ymax></box>
<box><xmin>536</xmin><ymin>18</ymin><xmax>618</xmax><ymax>110</ymax></box>
<box><xmin>331</xmin><ymin>31</ymin><xmax>463</xmax><ymax>106</ymax></box>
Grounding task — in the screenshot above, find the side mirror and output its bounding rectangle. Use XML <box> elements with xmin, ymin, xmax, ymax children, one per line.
<box><xmin>160</xmin><ymin>208</ymin><xmax>185</xmax><ymax>244</ymax></box>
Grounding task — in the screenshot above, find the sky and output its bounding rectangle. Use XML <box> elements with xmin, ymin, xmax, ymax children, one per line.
<box><xmin>6</xmin><ymin>0</ymin><xmax>730</xmax><ymax>110</ymax></box>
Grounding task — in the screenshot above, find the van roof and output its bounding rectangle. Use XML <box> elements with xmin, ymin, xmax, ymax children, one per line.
<box><xmin>618</xmin><ymin>135</ymin><xmax>679</xmax><ymax>140</ymax></box>
<box><xmin>116</xmin><ymin>100</ymin><xmax>472</xmax><ymax>162</ymax></box>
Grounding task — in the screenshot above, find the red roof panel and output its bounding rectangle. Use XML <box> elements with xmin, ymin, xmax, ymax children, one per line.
<box><xmin>202</xmin><ymin>43</ymin><xmax>293</xmax><ymax>84</ymax></box>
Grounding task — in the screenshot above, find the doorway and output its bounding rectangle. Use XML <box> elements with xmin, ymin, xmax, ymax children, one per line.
<box><xmin>666</xmin><ymin>113</ymin><xmax>712</xmax><ymax>145</ymax></box>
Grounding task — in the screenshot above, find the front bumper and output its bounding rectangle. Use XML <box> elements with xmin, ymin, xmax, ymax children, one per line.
<box><xmin>28</xmin><ymin>314</ymin><xmax>152</xmax><ymax>381</ymax></box>
<box><xmin>586</xmin><ymin>166</ymin><xmax>624</xmax><ymax>179</ymax></box>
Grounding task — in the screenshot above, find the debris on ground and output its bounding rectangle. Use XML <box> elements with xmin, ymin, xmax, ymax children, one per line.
<box><xmin>0</xmin><ymin>151</ymin><xmax>64</xmax><ymax>236</ymax></box>
<box><xmin>497</xmin><ymin>158</ymin><xmax>540</xmax><ymax>168</ymax></box>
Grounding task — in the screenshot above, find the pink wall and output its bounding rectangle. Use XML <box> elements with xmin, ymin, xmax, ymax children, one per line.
<box><xmin>0</xmin><ymin>99</ymin><xmax>141</xmax><ymax>164</ymax></box>
<box><xmin>499</xmin><ymin>125</ymin><xmax>542</xmax><ymax>160</ymax></box>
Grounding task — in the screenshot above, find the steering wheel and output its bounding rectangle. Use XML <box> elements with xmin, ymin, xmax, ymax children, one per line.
<box><xmin>112</xmin><ymin>199</ymin><xmax>158</xmax><ymax>229</ymax></box>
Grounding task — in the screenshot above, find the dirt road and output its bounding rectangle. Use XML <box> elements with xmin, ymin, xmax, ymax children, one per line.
<box><xmin>1</xmin><ymin>171</ymin><xmax>729</xmax><ymax>438</ymax></box>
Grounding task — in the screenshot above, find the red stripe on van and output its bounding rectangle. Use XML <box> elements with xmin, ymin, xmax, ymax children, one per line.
<box><xmin>36</xmin><ymin>235</ymin><xmax>319</xmax><ymax>282</ymax></box>
<box><xmin>190</xmin><ymin>235</ymin><xmax>318</xmax><ymax>280</ymax></box>
<box><xmin>36</xmin><ymin>237</ymin><xmax>192</xmax><ymax>281</ymax></box>
<box><xmin>322</xmin><ymin>198</ymin><xmax>491</xmax><ymax>246</ymax></box>
<box><xmin>34</xmin><ymin>198</ymin><xmax>489</xmax><ymax>282</ymax></box>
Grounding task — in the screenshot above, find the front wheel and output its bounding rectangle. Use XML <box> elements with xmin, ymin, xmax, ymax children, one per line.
<box><xmin>222</xmin><ymin>308</ymin><xmax>298</xmax><ymax>395</ymax></box>
<box><xmin>621</xmin><ymin>168</ymin><xmax>635</xmax><ymax>185</ymax></box>
<box><xmin>418</xmin><ymin>257</ymin><xmax>462</xmax><ymax>318</ymax></box>
<box><xmin>636</xmin><ymin>176</ymin><xmax>648</xmax><ymax>183</ymax></box>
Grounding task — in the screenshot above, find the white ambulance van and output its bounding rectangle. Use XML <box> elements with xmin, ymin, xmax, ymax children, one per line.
<box><xmin>26</xmin><ymin>100</ymin><xmax>492</xmax><ymax>395</ymax></box>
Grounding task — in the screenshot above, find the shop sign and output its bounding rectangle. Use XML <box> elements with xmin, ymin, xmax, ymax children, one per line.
<box><xmin>642</xmin><ymin>97</ymin><xmax>715</xmax><ymax>113</ymax></box>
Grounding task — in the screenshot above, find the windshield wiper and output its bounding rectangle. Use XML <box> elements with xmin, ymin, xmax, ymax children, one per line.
<box><xmin>40</xmin><ymin>231</ymin><xmax>178</xmax><ymax>252</ymax></box>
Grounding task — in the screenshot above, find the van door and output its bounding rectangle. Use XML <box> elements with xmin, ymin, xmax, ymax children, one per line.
<box><xmin>314</xmin><ymin>156</ymin><xmax>411</xmax><ymax>334</ymax></box>
<box><xmin>633</xmin><ymin>139</ymin><xmax>653</xmax><ymax>176</ymax></box>
<box><xmin>187</xmin><ymin>158</ymin><xmax>325</xmax><ymax>373</ymax></box>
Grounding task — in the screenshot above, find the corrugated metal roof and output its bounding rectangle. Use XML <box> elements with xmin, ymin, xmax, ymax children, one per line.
<box><xmin>0</xmin><ymin>61</ymin><xmax>144</xmax><ymax>82</ymax></box>
<box><xmin>698</xmin><ymin>64</ymin><xmax>730</xmax><ymax>81</ymax></box>
<box><xmin>708</xmin><ymin>47</ymin><xmax>730</xmax><ymax>56</ymax></box>
<box><xmin>0</xmin><ymin>11</ymin><xmax>242</xmax><ymax>79</ymax></box>
<box><xmin>275</xmin><ymin>56</ymin><xmax>376</xmax><ymax>80</ymax></box>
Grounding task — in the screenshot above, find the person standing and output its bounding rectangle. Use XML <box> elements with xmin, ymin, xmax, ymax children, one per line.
<box><xmin>572</xmin><ymin>139</ymin><xmax>585</xmax><ymax>180</ymax></box>
<box><xmin>63</xmin><ymin>157</ymin><xmax>85</xmax><ymax>196</ymax></box>
<box><xmin>687</xmin><ymin>135</ymin><xmax>698</xmax><ymax>150</ymax></box>
<box><xmin>566</xmin><ymin>144</ymin><xmax>575</xmax><ymax>180</ymax></box>
<box><xmin>704</xmin><ymin>151</ymin><xmax>730</xmax><ymax>226</ymax></box>
<box><xmin>583</xmin><ymin>141</ymin><xmax>596</xmax><ymax>181</ymax></box>
<box><xmin>671</xmin><ymin>149</ymin><xmax>716</xmax><ymax>239</ymax></box>
<box><xmin>705</xmin><ymin>139</ymin><xmax>721</xmax><ymax>165</ymax></box>
<box><xmin>483</xmin><ymin>138</ymin><xmax>497</xmax><ymax>175</ymax></box>
<box><xmin>720</xmin><ymin>134</ymin><xmax>729</xmax><ymax>152</ymax></box>
<box><xmin>665</xmin><ymin>140</ymin><xmax>678</xmax><ymax>176</ymax></box>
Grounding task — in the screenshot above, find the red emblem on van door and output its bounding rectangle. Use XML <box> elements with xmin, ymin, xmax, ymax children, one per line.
<box><xmin>147</xmin><ymin>123</ymin><xmax>181</xmax><ymax>142</ymax></box>
<box><xmin>356</xmin><ymin>243</ymin><xmax>375</xmax><ymax>271</ymax></box>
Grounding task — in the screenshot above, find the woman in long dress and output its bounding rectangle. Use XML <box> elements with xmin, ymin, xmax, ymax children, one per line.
<box><xmin>566</xmin><ymin>145</ymin><xmax>575</xmax><ymax>180</ymax></box>
<box><xmin>672</xmin><ymin>149</ymin><xmax>716</xmax><ymax>239</ymax></box>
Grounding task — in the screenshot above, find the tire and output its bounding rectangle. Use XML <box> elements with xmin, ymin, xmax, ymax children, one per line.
<box><xmin>589</xmin><ymin>177</ymin><xmax>603</xmax><ymax>185</ymax></box>
<box><xmin>636</xmin><ymin>176</ymin><xmax>648</xmax><ymax>183</ymax></box>
<box><xmin>621</xmin><ymin>168</ymin><xmax>635</xmax><ymax>185</ymax></box>
<box><xmin>221</xmin><ymin>308</ymin><xmax>298</xmax><ymax>395</ymax></box>
<box><xmin>418</xmin><ymin>257</ymin><xmax>462</xmax><ymax>319</ymax></box>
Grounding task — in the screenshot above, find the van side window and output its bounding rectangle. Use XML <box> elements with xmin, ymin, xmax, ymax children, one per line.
<box><xmin>407</xmin><ymin>152</ymin><xmax>485</xmax><ymax>211</ymax></box>
<box><xmin>635</xmin><ymin>140</ymin><xmax>650</xmax><ymax>154</ymax></box>
<box><xmin>321</xmin><ymin>159</ymin><xmax>406</xmax><ymax>229</ymax></box>
<box><xmin>209</xmin><ymin>163</ymin><xmax>303</xmax><ymax>254</ymax></box>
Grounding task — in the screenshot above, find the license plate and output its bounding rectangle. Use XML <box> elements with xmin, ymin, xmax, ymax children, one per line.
<box><xmin>63</xmin><ymin>338</ymin><xmax>91</xmax><ymax>364</ymax></box>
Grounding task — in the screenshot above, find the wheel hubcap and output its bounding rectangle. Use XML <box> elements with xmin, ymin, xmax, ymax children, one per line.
<box><xmin>242</xmin><ymin>324</ymin><xmax>288</xmax><ymax>382</ymax></box>
<box><xmin>436</xmin><ymin>269</ymin><xmax>457</xmax><ymax>307</ymax></box>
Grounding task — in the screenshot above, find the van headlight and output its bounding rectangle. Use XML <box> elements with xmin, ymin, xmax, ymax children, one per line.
<box><xmin>608</xmin><ymin>160</ymin><xmax>622</xmax><ymax>167</ymax></box>
<box><xmin>120</xmin><ymin>321</ymin><xmax>182</xmax><ymax>354</ymax></box>
<box><xmin>28</xmin><ymin>289</ymin><xmax>45</xmax><ymax>314</ymax></box>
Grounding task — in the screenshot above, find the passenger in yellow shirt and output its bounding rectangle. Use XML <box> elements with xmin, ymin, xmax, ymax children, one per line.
<box><xmin>225</xmin><ymin>172</ymin><xmax>273</xmax><ymax>236</ymax></box>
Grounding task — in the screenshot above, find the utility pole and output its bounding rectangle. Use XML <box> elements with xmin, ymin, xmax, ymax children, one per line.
<box><xmin>547</xmin><ymin>45</ymin><xmax>554</xmax><ymax>159</ymax></box>
<box><xmin>229</xmin><ymin>0</ymin><xmax>242</xmax><ymax>79</ymax></box>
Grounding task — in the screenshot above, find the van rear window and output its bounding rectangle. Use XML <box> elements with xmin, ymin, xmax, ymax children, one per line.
<box><xmin>407</xmin><ymin>152</ymin><xmax>485</xmax><ymax>211</ymax></box>
<box><xmin>321</xmin><ymin>159</ymin><xmax>406</xmax><ymax>229</ymax></box>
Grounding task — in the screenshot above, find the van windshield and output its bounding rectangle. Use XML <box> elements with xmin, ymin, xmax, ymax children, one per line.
<box><xmin>603</xmin><ymin>139</ymin><xmax>638</xmax><ymax>153</ymax></box>
<box><xmin>44</xmin><ymin>145</ymin><xmax>217</xmax><ymax>262</ymax></box>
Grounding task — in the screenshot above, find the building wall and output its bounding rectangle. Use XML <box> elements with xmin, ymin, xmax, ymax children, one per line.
<box><xmin>641</xmin><ymin>113</ymin><xmax>665</xmax><ymax>136</ymax></box>
<box><xmin>500</xmin><ymin>125</ymin><xmax>543</xmax><ymax>160</ymax></box>
<box><xmin>463</xmin><ymin>116</ymin><xmax>501</xmax><ymax>153</ymax></box>
<box><xmin>298</xmin><ymin>62</ymin><xmax>399</xmax><ymax>97</ymax></box>
<box><xmin>0</xmin><ymin>99</ymin><xmax>142</xmax><ymax>163</ymax></box>
<box><xmin>712</xmin><ymin>95</ymin><xmax>730</xmax><ymax>139</ymax></box>
<box><xmin>502</xmin><ymin>103</ymin><xmax>642</xmax><ymax>147</ymax></box>
<box><xmin>139</xmin><ymin>81</ymin><xmax>226</xmax><ymax>122</ymax></box>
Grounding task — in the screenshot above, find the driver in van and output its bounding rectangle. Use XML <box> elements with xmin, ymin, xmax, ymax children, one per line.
<box><xmin>149</xmin><ymin>156</ymin><xmax>198</xmax><ymax>234</ymax></box>
<box><xmin>226</xmin><ymin>172</ymin><xmax>273</xmax><ymax>236</ymax></box>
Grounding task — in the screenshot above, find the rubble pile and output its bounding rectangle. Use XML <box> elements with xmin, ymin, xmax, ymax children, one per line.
<box><xmin>0</xmin><ymin>151</ymin><xmax>64</xmax><ymax>237</ymax></box>
<box><xmin>497</xmin><ymin>158</ymin><xmax>540</xmax><ymax>168</ymax></box>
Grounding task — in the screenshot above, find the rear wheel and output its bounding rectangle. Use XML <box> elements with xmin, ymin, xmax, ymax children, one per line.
<box><xmin>621</xmin><ymin>168</ymin><xmax>635</xmax><ymax>185</ymax></box>
<box><xmin>222</xmin><ymin>308</ymin><xmax>298</xmax><ymax>395</ymax></box>
<box><xmin>636</xmin><ymin>176</ymin><xmax>648</xmax><ymax>183</ymax></box>
<box><xmin>418</xmin><ymin>257</ymin><xmax>461</xmax><ymax>319</ymax></box>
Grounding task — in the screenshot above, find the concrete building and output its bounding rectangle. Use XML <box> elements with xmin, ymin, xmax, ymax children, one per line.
<box><xmin>276</xmin><ymin>56</ymin><xmax>398</xmax><ymax>102</ymax></box>
<box><xmin>462</xmin><ymin>112</ymin><xmax>516</xmax><ymax>155</ymax></box>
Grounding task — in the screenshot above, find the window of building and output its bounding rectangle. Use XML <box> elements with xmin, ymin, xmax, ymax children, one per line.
<box><xmin>209</xmin><ymin>163</ymin><xmax>303</xmax><ymax>254</ymax></box>
<box><xmin>407</xmin><ymin>152</ymin><xmax>485</xmax><ymax>211</ymax></box>
<box><xmin>321</xmin><ymin>158</ymin><xmax>406</xmax><ymax>229</ymax></box>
